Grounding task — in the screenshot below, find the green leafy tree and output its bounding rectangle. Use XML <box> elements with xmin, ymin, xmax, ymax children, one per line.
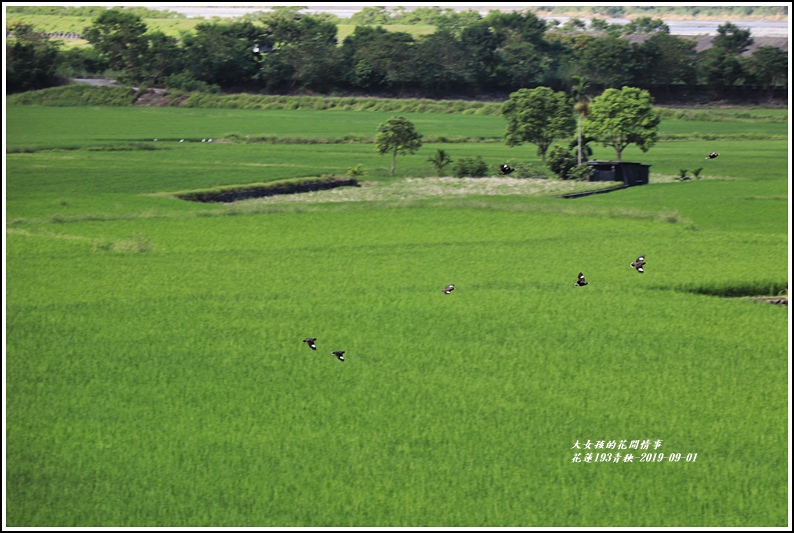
<box><xmin>84</xmin><ymin>8</ymin><xmax>149</xmax><ymax>80</ymax></box>
<box><xmin>561</xmin><ymin>18</ymin><xmax>587</xmax><ymax>31</ymax></box>
<box><xmin>375</xmin><ymin>116</ymin><xmax>423</xmax><ymax>175</ymax></box>
<box><xmin>349</xmin><ymin>6</ymin><xmax>393</xmax><ymax>25</ymax></box>
<box><xmin>711</xmin><ymin>22</ymin><xmax>754</xmax><ymax>55</ymax></box>
<box><xmin>141</xmin><ymin>31</ymin><xmax>183</xmax><ymax>85</ymax></box>
<box><xmin>745</xmin><ymin>46</ymin><xmax>788</xmax><ymax>101</ymax></box>
<box><xmin>698</xmin><ymin>47</ymin><xmax>746</xmax><ymax>90</ymax></box>
<box><xmin>502</xmin><ymin>86</ymin><xmax>576</xmax><ymax>163</ymax></box>
<box><xmin>412</xmin><ymin>31</ymin><xmax>471</xmax><ymax>94</ymax></box>
<box><xmin>577</xmin><ymin>35</ymin><xmax>635</xmax><ymax>88</ymax></box>
<box><xmin>639</xmin><ymin>33</ymin><xmax>697</xmax><ymax>88</ymax></box>
<box><xmin>252</xmin><ymin>11</ymin><xmax>341</xmax><ymax>92</ymax></box>
<box><xmin>461</xmin><ymin>10</ymin><xmax>549</xmax><ymax>91</ymax></box>
<box><xmin>623</xmin><ymin>17</ymin><xmax>669</xmax><ymax>34</ymax></box>
<box><xmin>582</xmin><ymin>86</ymin><xmax>661</xmax><ymax>162</ymax></box>
<box><xmin>341</xmin><ymin>26</ymin><xmax>415</xmax><ymax>92</ymax></box>
<box><xmin>589</xmin><ymin>18</ymin><xmax>609</xmax><ymax>32</ymax></box>
<box><xmin>460</xmin><ymin>23</ymin><xmax>500</xmax><ymax>89</ymax></box>
<box><xmin>6</xmin><ymin>22</ymin><xmax>63</xmax><ymax>93</ymax></box>
<box><xmin>434</xmin><ymin>9</ymin><xmax>483</xmax><ymax>35</ymax></box>
<box><xmin>181</xmin><ymin>21</ymin><xmax>269</xmax><ymax>87</ymax></box>
<box><xmin>589</xmin><ymin>18</ymin><xmax>625</xmax><ymax>36</ymax></box>
<box><xmin>495</xmin><ymin>41</ymin><xmax>550</xmax><ymax>88</ymax></box>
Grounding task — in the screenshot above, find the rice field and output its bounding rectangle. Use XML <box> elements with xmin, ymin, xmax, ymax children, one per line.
<box><xmin>4</xmin><ymin>104</ymin><xmax>790</xmax><ymax>527</ymax></box>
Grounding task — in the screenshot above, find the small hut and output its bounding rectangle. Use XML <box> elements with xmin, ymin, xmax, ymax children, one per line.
<box><xmin>585</xmin><ymin>161</ymin><xmax>651</xmax><ymax>186</ymax></box>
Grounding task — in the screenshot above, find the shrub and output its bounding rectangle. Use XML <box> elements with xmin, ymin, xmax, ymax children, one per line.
<box><xmin>164</xmin><ymin>72</ymin><xmax>220</xmax><ymax>94</ymax></box>
<box><xmin>513</xmin><ymin>162</ymin><xmax>554</xmax><ymax>179</ymax></box>
<box><xmin>567</xmin><ymin>164</ymin><xmax>594</xmax><ymax>181</ymax></box>
<box><xmin>452</xmin><ymin>156</ymin><xmax>489</xmax><ymax>178</ymax></box>
<box><xmin>346</xmin><ymin>164</ymin><xmax>366</xmax><ymax>178</ymax></box>
<box><xmin>546</xmin><ymin>145</ymin><xmax>578</xmax><ymax>179</ymax></box>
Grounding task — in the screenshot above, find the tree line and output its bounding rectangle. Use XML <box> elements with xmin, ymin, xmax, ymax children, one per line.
<box><xmin>6</xmin><ymin>7</ymin><xmax>788</xmax><ymax>100</ymax></box>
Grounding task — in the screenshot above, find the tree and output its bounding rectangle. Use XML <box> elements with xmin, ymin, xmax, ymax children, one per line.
<box><xmin>252</xmin><ymin>10</ymin><xmax>341</xmax><ymax>92</ymax></box>
<box><xmin>582</xmin><ymin>86</ymin><xmax>661</xmax><ymax>162</ymax></box>
<box><xmin>623</xmin><ymin>17</ymin><xmax>669</xmax><ymax>34</ymax></box>
<box><xmin>495</xmin><ymin>40</ymin><xmax>551</xmax><ymax>89</ymax></box>
<box><xmin>141</xmin><ymin>31</ymin><xmax>183</xmax><ymax>85</ymax></box>
<box><xmin>84</xmin><ymin>8</ymin><xmax>149</xmax><ymax>80</ymax></box>
<box><xmin>349</xmin><ymin>6</ymin><xmax>393</xmax><ymax>25</ymax></box>
<box><xmin>341</xmin><ymin>26</ymin><xmax>415</xmax><ymax>92</ymax></box>
<box><xmin>561</xmin><ymin>18</ymin><xmax>587</xmax><ymax>31</ymax></box>
<box><xmin>460</xmin><ymin>10</ymin><xmax>550</xmax><ymax>91</ymax></box>
<box><xmin>577</xmin><ymin>35</ymin><xmax>635</xmax><ymax>88</ymax></box>
<box><xmin>502</xmin><ymin>87</ymin><xmax>576</xmax><ymax>163</ymax></box>
<box><xmin>181</xmin><ymin>21</ymin><xmax>269</xmax><ymax>87</ymax></box>
<box><xmin>375</xmin><ymin>117</ymin><xmax>423</xmax><ymax>175</ymax></box>
<box><xmin>639</xmin><ymin>33</ymin><xmax>697</xmax><ymax>88</ymax></box>
<box><xmin>711</xmin><ymin>22</ymin><xmax>754</xmax><ymax>55</ymax></box>
<box><xmin>412</xmin><ymin>31</ymin><xmax>471</xmax><ymax>94</ymax></box>
<box><xmin>6</xmin><ymin>22</ymin><xmax>63</xmax><ymax>93</ymax></box>
<box><xmin>698</xmin><ymin>47</ymin><xmax>746</xmax><ymax>90</ymax></box>
<box><xmin>745</xmin><ymin>45</ymin><xmax>788</xmax><ymax>101</ymax></box>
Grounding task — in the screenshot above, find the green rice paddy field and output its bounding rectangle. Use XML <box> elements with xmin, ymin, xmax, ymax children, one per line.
<box><xmin>4</xmin><ymin>104</ymin><xmax>790</xmax><ymax>527</ymax></box>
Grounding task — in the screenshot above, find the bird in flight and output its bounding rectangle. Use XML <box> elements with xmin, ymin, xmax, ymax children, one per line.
<box><xmin>442</xmin><ymin>284</ymin><xmax>455</xmax><ymax>294</ymax></box>
<box><xmin>705</xmin><ymin>152</ymin><xmax>719</xmax><ymax>159</ymax></box>
<box><xmin>574</xmin><ymin>272</ymin><xmax>589</xmax><ymax>286</ymax></box>
<box><xmin>302</xmin><ymin>338</ymin><xmax>317</xmax><ymax>350</ymax></box>
<box><xmin>332</xmin><ymin>351</ymin><xmax>346</xmax><ymax>362</ymax></box>
<box><xmin>631</xmin><ymin>256</ymin><xmax>646</xmax><ymax>273</ymax></box>
<box><xmin>499</xmin><ymin>164</ymin><xmax>515</xmax><ymax>175</ymax></box>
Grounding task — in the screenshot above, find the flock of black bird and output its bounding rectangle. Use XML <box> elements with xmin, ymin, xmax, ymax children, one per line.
<box><xmin>302</xmin><ymin>337</ymin><xmax>345</xmax><ymax>361</ymax></box>
<box><xmin>304</xmin><ymin>154</ymin><xmax>721</xmax><ymax>361</ymax></box>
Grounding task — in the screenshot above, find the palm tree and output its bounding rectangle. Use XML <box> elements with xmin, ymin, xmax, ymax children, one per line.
<box><xmin>427</xmin><ymin>148</ymin><xmax>454</xmax><ymax>176</ymax></box>
<box><xmin>570</xmin><ymin>75</ymin><xmax>591</xmax><ymax>166</ymax></box>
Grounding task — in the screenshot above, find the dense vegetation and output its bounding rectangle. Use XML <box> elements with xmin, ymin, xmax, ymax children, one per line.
<box><xmin>5</xmin><ymin>6</ymin><xmax>788</xmax><ymax>102</ymax></box>
<box><xmin>5</xmin><ymin>101</ymin><xmax>788</xmax><ymax>526</ymax></box>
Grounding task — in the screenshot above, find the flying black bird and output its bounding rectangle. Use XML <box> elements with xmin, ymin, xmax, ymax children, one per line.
<box><xmin>302</xmin><ymin>337</ymin><xmax>317</xmax><ymax>350</ymax></box>
<box><xmin>442</xmin><ymin>284</ymin><xmax>455</xmax><ymax>294</ymax></box>
<box><xmin>631</xmin><ymin>256</ymin><xmax>646</xmax><ymax>273</ymax></box>
<box><xmin>574</xmin><ymin>272</ymin><xmax>589</xmax><ymax>287</ymax></box>
<box><xmin>499</xmin><ymin>164</ymin><xmax>515</xmax><ymax>175</ymax></box>
<box><xmin>332</xmin><ymin>350</ymin><xmax>345</xmax><ymax>362</ymax></box>
<box><xmin>705</xmin><ymin>152</ymin><xmax>719</xmax><ymax>159</ymax></box>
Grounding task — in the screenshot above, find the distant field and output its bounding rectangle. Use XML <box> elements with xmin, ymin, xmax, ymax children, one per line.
<box><xmin>5</xmin><ymin>14</ymin><xmax>437</xmax><ymax>46</ymax></box>
<box><xmin>5</xmin><ymin>103</ymin><xmax>789</xmax><ymax>526</ymax></box>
